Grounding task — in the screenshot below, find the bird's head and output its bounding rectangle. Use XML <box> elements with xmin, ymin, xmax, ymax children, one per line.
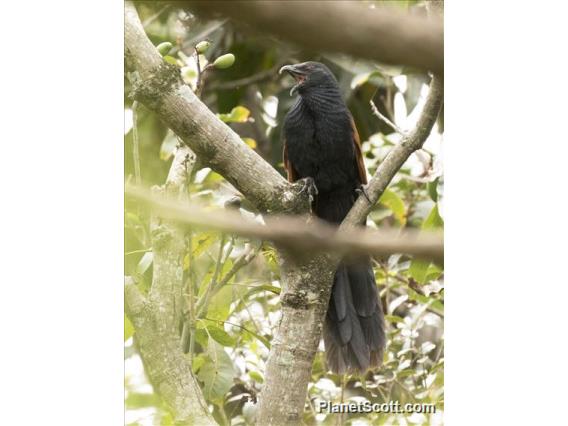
<box><xmin>279</xmin><ymin>61</ymin><xmax>338</xmax><ymax>96</ymax></box>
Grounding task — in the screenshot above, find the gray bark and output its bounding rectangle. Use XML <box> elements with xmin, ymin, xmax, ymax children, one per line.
<box><xmin>257</xmin><ymin>252</ymin><xmax>335</xmax><ymax>424</ymax></box>
<box><xmin>126</xmin><ymin>278</ymin><xmax>214</xmax><ymax>425</ymax></box>
<box><xmin>125</xmin><ymin>143</ymin><xmax>216</xmax><ymax>425</ymax></box>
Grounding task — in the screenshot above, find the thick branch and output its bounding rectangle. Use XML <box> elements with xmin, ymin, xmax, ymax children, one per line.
<box><xmin>125</xmin><ymin>278</ymin><xmax>215</xmax><ymax>426</ymax></box>
<box><xmin>147</xmin><ymin>146</ymin><xmax>196</xmax><ymax>334</ymax></box>
<box><xmin>186</xmin><ymin>1</ymin><xmax>443</xmax><ymax>75</ymax></box>
<box><xmin>125</xmin><ymin>127</ymin><xmax>215</xmax><ymax>423</ymax></box>
<box><xmin>126</xmin><ymin>185</ymin><xmax>444</xmax><ymax>264</ymax></box>
<box><xmin>258</xmin><ymin>252</ymin><xmax>335</xmax><ymax>425</ymax></box>
<box><xmin>344</xmin><ymin>75</ymin><xmax>444</xmax><ymax>227</ymax></box>
<box><xmin>125</xmin><ymin>2</ymin><xmax>302</xmax><ymax>214</ymax></box>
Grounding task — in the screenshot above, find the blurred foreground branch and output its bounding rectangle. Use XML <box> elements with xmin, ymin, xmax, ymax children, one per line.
<box><xmin>186</xmin><ymin>1</ymin><xmax>443</xmax><ymax>75</ymax></box>
<box><xmin>126</xmin><ymin>185</ymin><xmax>443</xmax><ymax>264</ymax></box>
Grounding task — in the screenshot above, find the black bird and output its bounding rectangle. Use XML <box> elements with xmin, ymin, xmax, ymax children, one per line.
<box><xmin>279</xmin><ymin>61</ymin><xmax>385</xmax><ymax>374</ymax></box>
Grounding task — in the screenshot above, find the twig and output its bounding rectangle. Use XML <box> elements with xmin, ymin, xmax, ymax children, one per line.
<box><xmin>196</xmin><ymin>234</ymin><xmax>226</xmax><ymax>318</ymax></box>
<box><xmin>370</xmin><ymin>99</ymin><xmax>408</xmax><ymax>137</ymax></box>
<box><xmin>194</xmin><ymin>48</ymin><xmax>213</xmax><ymax>98</ymax></box>
<box><xmin>202</xmin><ymin>317</ymin><xmax>270</xmax><ymax>349</ymax></box>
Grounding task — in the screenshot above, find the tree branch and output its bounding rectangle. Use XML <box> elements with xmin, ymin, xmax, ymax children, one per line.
<box><xmin>147</xmin><ymin>146</ymin><xmax>196</xmax><ymax>334</ymax></box>
<box><xmin>125</xmin><ymin>277</ymin><xmax>215</xmax><ymax>425</ymax></box>
<box><xmin>343</xmin><ymin>75</ymin><xmax>444</xmax><ymax>228</ymax></box>
<box><xmin>125</xmin><ymin>2</ymin><xmax>304</xmax><ymax>214</ymax></box>
<box><xmin>125</xmin><ymin>127</ymin><xmax>215</xmax><ymax>423</ymax></box>
<box><xmin>185</xmin><ymin>1</ymin><xmax>443</xmax><ymax>75</ymax></box>
<box><xmin>125</xmin><ymin>185</ymin><xmax>444</xmax><ymax>264</ymax></box>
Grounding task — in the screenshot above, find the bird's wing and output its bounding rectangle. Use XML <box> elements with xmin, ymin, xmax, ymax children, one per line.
<box><xmin>350</xmin><ymin>114</ymin><xmax>368</xmax><ymax>185</ymax></box>
<box><xmin>282</xmin><ymin>137</ymin><xmax>299</xmax><ymax>182</ymax></box>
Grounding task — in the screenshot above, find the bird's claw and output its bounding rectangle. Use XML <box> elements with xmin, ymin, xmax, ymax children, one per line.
<box><xmin>356</xmin><ymin>185</ymin><xmax>372</xmax><ymax>204</ymax></box>
<box><xmin>299</xmin><ymin>177</ymin><xmax>318</xmax><ymax>203</ymax></box>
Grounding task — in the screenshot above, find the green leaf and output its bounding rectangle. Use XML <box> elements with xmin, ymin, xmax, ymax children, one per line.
<box><xmin>249</xmin><ymin>371</ymin><xmax>264</xmax><ymax>383</ymax></box>
<box><xmin>427</xmin><ymin>177</ymin><xmax>439</xmax><ymax>202</ymax></box>
<box><xmin>406</xmin><ymin>287</ymin><xmax>430</xmax><ymax>305</ymax></box>
<box><xmin>350</xmin><ymin>70</ymin><xmax>385</xmax><ymax>89</ymax></box>
<box><xmin>124</xmin><ymin>314</ymin><xmax>134</xmax><ymax>341</ymax></box>
<box><xmin>207</xmin><ymin>285</ymin><xmax>233</xmax><ymax>321</ymax></box>
<box><xmin>192</xmin><ymin>232</ymin><xmax>216</xmax><ymax>258</ymax></box>
<box><xmin>409</xmin><ymin>204</ymin><xmax>443</xmax><ymax>283</ymax></box>
<box><xmin>243</xmin><ymin>284</ymin><xmax>281</xmax><ymax>297</ymax></box>
<box><xmin>423</xmin><ymin>204</ymin><xmax>444</xmax><ymax>230</ymax></box>
<box><xmin>242</xmin><ymin>327</ymin><xmax>271</xmax><ymax>350</ymax></box>
<box><xmin>207</xmin><ymin>323</ymin><xmax>236</xmax><ymax>346</ymax></box>
<box><xmin>229</xmin><ymin>284</ymin><xmax>280</xmax><ymax>318</ymax></box>
<box><xmin>194</xmin><ymin>329</ymin><xmax>208</xmax><ymax>349</ymax></box>
<box><xmin>426</xmin><ymin>263</ymin><xmax>443</xmax><ymax>281</ymax></box>
<box><xmin>191</xmin><ymin>353</ymin><xmax>207</xmax><ymax>374</ymax></box>
<box><xmin>197</xmin><ymin>339</ymin><xmax>235</xmax><ymax>401</ymax></box>
<box><xmin>217</xmin><ymin>106</ymin><xmax>250</xmax><ymax>123</ymax></box>
<box><xmin>163</xmin><ymin>55</ymin><xmax>178</xmax><ymax>66</ymax></box>
<box><xmin>242</xmin><ymin>137</ymin><xmax>257</xmax><ymax>149</ymax></box>
<box><xmin>379</xmin><ymin>189</ymin><xmax>406</xmax><ymax>225</ymax></box>
<box><xmin>384</xmin><ymin>314</ymin><xmax>405</xmax><ymax>324</ymax></box>
<box><xmin>409</xmin><ymin>259</ymin><xmax>430</xmax><ymax>284</ymax></box>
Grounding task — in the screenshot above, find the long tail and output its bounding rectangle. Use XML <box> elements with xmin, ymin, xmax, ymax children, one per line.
<box><xmin>324</xmin><ymin>260</ymin><xmax>385</xmax><ymax>374</ymax></box>
<box><xmin>316</xmin><ymin>189</ymin><xmax>386</xmax><ymax>374</ymax></box>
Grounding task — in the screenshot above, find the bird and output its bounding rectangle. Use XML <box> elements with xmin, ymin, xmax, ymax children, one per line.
<box><xmin>279</xmin><ymin>61</ymin><xmax>385</xmax><ymax>374</ymax></box>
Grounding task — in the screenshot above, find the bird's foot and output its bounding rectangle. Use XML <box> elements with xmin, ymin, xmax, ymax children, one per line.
<box><xmin>356</xmin><ymin>184</ymin><xmax>372</xmax><ymax>204</ymax></box>
<box><xmin>298</xmin><ymin>177</ymin><xmax>318</xmax><ymax>203</ymax></box>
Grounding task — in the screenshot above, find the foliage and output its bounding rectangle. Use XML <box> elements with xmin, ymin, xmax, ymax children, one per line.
<box><xmin>125</xmin><ymin>2</ymin><xmax>443</xmax><ymax>425</ymax></box>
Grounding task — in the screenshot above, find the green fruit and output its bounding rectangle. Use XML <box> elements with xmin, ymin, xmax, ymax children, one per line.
<box><xmin>195</xmin><ymin>41</ymin><xmax>210</xmax><ymax>54</ymax></box>
<box><xmin>213</xmin><ymin>53</ymin><xmax>235</xmax><ymax>69</ymax></box>
<box><xmin>156</xmin><ymin>42</ymin><xmax>173</xmax><ymax>56</ymax></box>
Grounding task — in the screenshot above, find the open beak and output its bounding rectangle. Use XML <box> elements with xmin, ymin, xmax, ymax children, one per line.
<box><xmin>279</xmin><ymin>64</ymin><xmax>306</xmax><ymax>96</ymax></box>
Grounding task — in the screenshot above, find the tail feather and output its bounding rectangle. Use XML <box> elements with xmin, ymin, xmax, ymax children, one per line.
<box><xmin>316</xmin><ymin>189</ymin><xmax>385</xmax><ymax>374</ymax></box>
<box><xmin>323</xmin><ymin>261</ymin><xmax>385</xmax><ymax>374</ymax></box>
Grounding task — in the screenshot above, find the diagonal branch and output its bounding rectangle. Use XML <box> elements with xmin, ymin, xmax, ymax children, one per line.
<box><xmin>125</xmin><ymin>2</ymin><xmax>304</xmax><ymax>214</ymax></box>
<box><xmin>343</xmin><ymin>75</ymin><xmax>444</xmax><ymax>228</ymax></box>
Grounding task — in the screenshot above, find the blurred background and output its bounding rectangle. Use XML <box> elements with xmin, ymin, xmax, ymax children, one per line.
<box><xmin>125</xmin><ymin>1</ymin><xmax>444</xmax><ymax>425</ymax></box>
